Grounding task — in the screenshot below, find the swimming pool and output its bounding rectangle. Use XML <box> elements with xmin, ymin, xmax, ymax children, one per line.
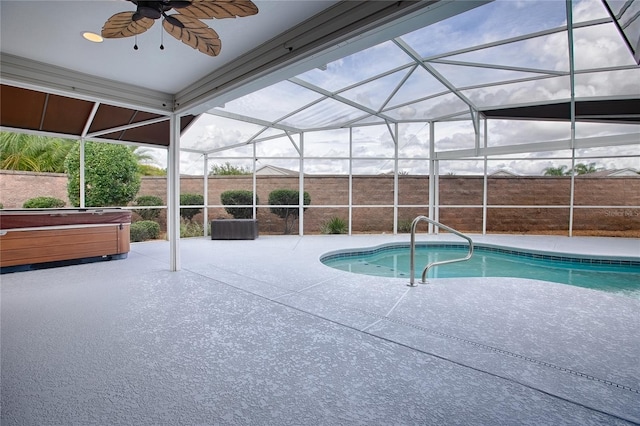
<box><xmin>321</xmin><ymin>243</ymin><xmax>640</xmax><ymax>298</ymax></box>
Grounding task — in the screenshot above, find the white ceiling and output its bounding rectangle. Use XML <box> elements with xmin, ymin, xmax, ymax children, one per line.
<box><xmin>0</xmin><ymin>0</ymin><xmax>338</xmax><ymax>94</ymax></box>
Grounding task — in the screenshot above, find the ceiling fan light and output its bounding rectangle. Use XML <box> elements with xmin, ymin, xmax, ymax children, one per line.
<box><xmin>82</xmin><ymin>32</ymin><xmax>104</xmax><ymax>43</ymax></box>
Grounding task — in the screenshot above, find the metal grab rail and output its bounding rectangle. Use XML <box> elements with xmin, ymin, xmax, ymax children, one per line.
<box><xmin>409</xmin><ymin>216</ymin><xmax>474</xmax><ymax>287</ymax></box>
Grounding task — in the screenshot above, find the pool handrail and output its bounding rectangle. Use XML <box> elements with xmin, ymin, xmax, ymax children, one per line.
<box><xmin>409</xmin><ymin>216</ymin><xmax>474</xmax><ymax>286</ymax></box>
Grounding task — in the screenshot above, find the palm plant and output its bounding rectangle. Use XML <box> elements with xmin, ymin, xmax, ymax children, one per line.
<box><xmin>542</xmin><ymin>165</ymin><xmax>570</xmax><ymax>176</ymax></box>
<box><xmin>320</xmin><ymin>217</ymin><xmax>347</xmax><ymax>234</ymax></box>
<box><xmin>573</xmin><ymin>162</ymin><xmax>602</xmax><ymax>175</ymax></box>
<box><xmin>0</xmin><ymin>132</ymin><xmax>74</xmax><ymax>172</ymax></box>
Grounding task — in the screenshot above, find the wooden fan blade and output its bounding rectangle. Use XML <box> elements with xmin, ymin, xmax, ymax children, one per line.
<box><xmin>177</xmin><ymin>0</ymin><xmax>259</xmax><ymax>19</ymax></box>
<box><xmin>162</xmin><ymin>14</ymin><xmax>221</xmax><ymax>56</ymax></box>
<box><xmin>101</xmin><ymin>12</ymin><xmax>154</xmax><ymax>38</ymax></box>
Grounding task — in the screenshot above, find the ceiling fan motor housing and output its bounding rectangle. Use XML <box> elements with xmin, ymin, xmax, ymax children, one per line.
<box><xmin>131</xmin><ymin>1</ymin><xmax>190</xmax><ymax>20</ymax></box>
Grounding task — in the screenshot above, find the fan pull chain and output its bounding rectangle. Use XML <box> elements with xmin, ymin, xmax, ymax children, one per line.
<box><xmin>134</xmin><ymin>35</ymin><xmax>139</xmax><ymax>51</ymax></box>
<box><xmin>160</xmin><ymin>28</ymin><xmax>164</xmax><ymax>51</ymax></box>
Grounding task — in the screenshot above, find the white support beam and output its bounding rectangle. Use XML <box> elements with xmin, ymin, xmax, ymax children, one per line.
<box><xmin>393</xmin><ymin>123</ymin><xmax>399</xmax><ymax>234</ymax></box>
<box><xmin>206</xmin><ymin>109</ymin><xmax>300</xmax><ymax>133</ymax></box>
<box><xmin>567</xmin><ymin>0</ymin><xmax>576</xmax><ymax>237</ymax></box>
<box><xmin>203</xmin><ymin>156</ymin><xmax>209</xmax><ymax>237</ymax></box>
<box><xmin>168</xmin><ymin>114</ymin><xmax>181</xmax><ymax>271</ymax></box>
<box><xmin>433</xmin><ymin>133</ymin><xmax>640</xmax><ymax>160</ymax></box>
<box><xmin>393</xmin><ymin>38</ymin><xmax>478</xmax><ymax>112</ymax></box>
<box><xmin>348</xmin><ymin>128</ymin><xmax>353</xmax><ymax>236</ymax></box>
<box><xmin>428</xmin><ymin>122</ymin><xmax>435</xmax><ymax>234</ymax></box>
<box><xmin>86</xmin><ymin>116</ymin><xmax>170</xmax><ymax>139</ymax></box>
<box><xmin>253</xmin><ymin>144</ymin><xmax>258</xmax><ymax>219</ymax></box>
<box><xmin>80</xmin><ymin>139</ymin><xmax>86</xmax><ymax>208</ymax></box>
<box><xmin>287</xmin><ymin>132</ymin><xmax>301</xmax><ymax>155</ymax></box>
<box><xmin>299</xmin><ymin>133</ymin><xmax>305</xmax><ymax>236</ymax></box>
<box><xmin>81</xmin><ymin>103</ymin><xmax>100</xmax><ymax>138</ymax></box>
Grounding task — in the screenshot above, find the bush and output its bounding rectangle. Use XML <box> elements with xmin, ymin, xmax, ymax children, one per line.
<box><xmin>268</xmin><ymin>189</ymin><xmax>310</xmax><ymax>234</ymax></box>
<box><xmin>180</xmin><ymin>193</ymin><xmax>204</xmax><ymax>222</ymax></box>
<box><xmin>397</xmin><ymin>219</ymin><xmax>413</xmax><ymax>233</ymax></box>
<box><xmin>320</xmin><ymin>217</ymin><xmax>347</xmax><ymax>234</ymax></box>
<box><xmin>220</xmin><ymin>190</ymin><xmax>257</xmax><ymax>219</ymax></box>
<box><xmin>133</xmin><ymin>195</ymin><xmax>163</xmax><ymax>220</ymax></box>
<box><xmin>65</xmin><ymin>142</ymin><xmax>141</xmax><ymax>207</ymax></box>
<box><xmin>180</xmin><ymin>218</ymin><xmax>205</xmax><ymax>238</ymax></box>
<box><xmin>23</xmin><ymin>196</ymin><xmax>66</xmax><ymax>209</ymax></box>
<box><xmin>130</xmin><ymin>220</ymin><xmax>160</xmax><ymax>242</ymax></box>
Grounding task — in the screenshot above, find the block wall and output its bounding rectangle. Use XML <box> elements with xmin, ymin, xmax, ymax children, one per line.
<box><xmin>1</xmin><ymin>171</ymin><xmax>638</xmax><ymax>236</ymax></box>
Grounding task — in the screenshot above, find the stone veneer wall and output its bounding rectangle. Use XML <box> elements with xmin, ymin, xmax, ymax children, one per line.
<box><xmin>1</xmin><ymin>171</ymin><xmax>638</xmax><ymax>236</ymax></box>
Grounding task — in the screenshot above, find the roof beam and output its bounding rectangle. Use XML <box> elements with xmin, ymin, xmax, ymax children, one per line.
<box><xmin>393</xmin><ymin>38</ymin><xmax>478</xmax><ymax>112</ymax></box>
<box><xmin>288</xmin><ymin>77</ymin><xmax>396</xmax><ymax>123</ymax></box>
<box><xmin>86</xmin><ymin>116</ymin><xmax>170</xmax><ymax>139</ymax></box>
<box><xmin>207</xmin><ymin>109</ymin><xmax>300</xmax><ymax>133</ymax></box>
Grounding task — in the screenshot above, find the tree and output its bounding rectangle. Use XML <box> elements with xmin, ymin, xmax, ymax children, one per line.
<box><xmin>179</xmin><ymin>193</ymin><xmax>204</xmax><ymax>222</ymax></box>
<box><xmin>138</xmin><ymin>164</ymin><xmax>167</xmax><ymax>176</ymax></box>
<box><xmin>543</xmin><ymin>165</ymin><xmax>570</xmax><ymax>176</ymax></box>
<box><xmin>209</xmin><ymin>162</ymin><xmax>251</xmax><ymax>176</ymax></box>
<box><xmin>573</xmin><ymin>162</ymin><xmax>602</xmax><ymax>175</ymax></box>
<box><xmin>221</xmin><ymin>190</ymin><xmax>258</xmax><ymax>219</ymax></box>
<box><xmin>268</xmin><ymin>189</ymin><xmax>310</xmax><ymax>234</ymax></box>
<box><xmin>65</xmin><ymin>142</ymin><xmax>141</xmax><ymax>207</ymax></box>
<box><xmin>133</xmin><ymin>195</ymin><xmax>163</xmax><ymax>220</ymax></box>
<box><xmin>0</xmin><ymin>132</ymin><xmax>74</xmax><ymax>172</ymax></box>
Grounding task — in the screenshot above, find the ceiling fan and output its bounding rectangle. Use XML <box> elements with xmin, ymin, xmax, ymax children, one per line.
<box><xmin>101</xmin><ymin>0</ymin><xmax>259</xmax><ymax>57</ymax></box>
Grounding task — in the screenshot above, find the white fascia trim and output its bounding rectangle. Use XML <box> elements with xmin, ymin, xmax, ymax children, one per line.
<box><xmin>1</xmin><ymin>53</ymin><xmax>174</xmax><ymax>115</ymax></box>
<box><xmin>0</xmin><ymin>126</ymin><xmax>83</xmax><ymax>141</ymax></box>
<box><xmin>175</xmin><ymin>0</ymin><xmax>490</xmax><ymax>115</ymax></box>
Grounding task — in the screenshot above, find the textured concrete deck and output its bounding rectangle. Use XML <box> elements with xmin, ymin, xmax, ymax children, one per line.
<box><xmin>2</xmin><ymin>234</ymin><xmax>639</xmax><ymax>425</ymax></box>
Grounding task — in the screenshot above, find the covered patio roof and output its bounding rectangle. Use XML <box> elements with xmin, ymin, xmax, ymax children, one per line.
<box><xmin>0</xmin><ymin>84</ymin><xmax>197</xmax><ymax>146</ymax></box>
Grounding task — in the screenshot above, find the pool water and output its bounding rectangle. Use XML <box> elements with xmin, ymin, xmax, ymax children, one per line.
<box><xmin>321</xmin><ymin>244</ymin><xmax>640</xmax><ymax>298</ymax></box>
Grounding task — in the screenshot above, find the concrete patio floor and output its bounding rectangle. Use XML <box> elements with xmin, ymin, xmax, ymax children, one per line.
<box><xmin>2</xmin><ymin>234</ymin><xmax>639</xmax><ymax>425</ymax></box>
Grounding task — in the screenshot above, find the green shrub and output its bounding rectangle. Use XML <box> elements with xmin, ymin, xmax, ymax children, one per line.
<box><xmin>65</xmin><ymin>142</ymin><xmax>141</xmax><ymax>207</ymax></box>
<box><xmin>180</xmin><ymin>193</ymin><xmax>204</xmax><ymax>222</ymax></box>
<box><xmin>320</xmin><ymin>217</ymin><xmax>347</xmax><ymax>234</ymax></box>
<box><xmin>0</xmin><ymin>203</ymin><xmax>3</xmax><ymax>209</ymax></box>
<box><xmin>220</xmin><ymin>190</ymin><xmax>257</xmax><ymax>219</ymax></box>
<box><xmin>268</xmin><ymin>189</ymin><xmax>310</xmax><ymax>234</ymax></box>
<box><xmin>397</xmin><ymin>219</ymin><xmax>413</xmax><ymax>233</ymax></box>
<box><xmin>133</xmin><ymin>195</ymin><xmax>163</xmax><ymax>220</ymax></box>
<box><xmin>22</xmin><ymin>196</ymin><xmax>66</xmax><ymax>209</ymax></box>
<box><xmin>180</xmin><ymin>218</ymin><xmax>205</xmax><ymax>238</ymax></box>
<box><xmin>130</xmin><ymin>220</ymin><xmax>160</xmax><ymax>242</ymax></box>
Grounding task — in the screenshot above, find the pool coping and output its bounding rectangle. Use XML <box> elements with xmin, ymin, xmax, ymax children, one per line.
<box><xmin>320</xmin><ymin>241</ymin><xmax>640</xmax><ymax>267</ymax></box>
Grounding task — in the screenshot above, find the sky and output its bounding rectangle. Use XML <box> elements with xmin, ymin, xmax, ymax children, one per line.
<box><xmin>163</xmin><ymin>0</ymin><xmax>639</xmax><ymax>176</ymax></box>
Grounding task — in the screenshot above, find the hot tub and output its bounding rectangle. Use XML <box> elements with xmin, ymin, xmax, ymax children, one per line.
<box><xmin>0</xmin><ymin>208</ymin><xmax>131</xmax><ymax>272</ymax></box>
